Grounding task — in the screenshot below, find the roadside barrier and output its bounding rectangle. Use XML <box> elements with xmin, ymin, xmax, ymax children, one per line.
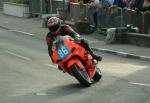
<box><xmin>61</xmin><ymin>3</ymin><xmax>149</xmax><ymax>34</ymax></box>
<box><xmin>143</xmin><ymin>12</ymin><xmax>150</xmax><ymax>34</ymax></box>
<box><xmin>59</xmin><ymin>2</ymin><xmax>88</xmax><ymax>22</ymax></box>
<box><xmin>123</xmin><ymin>8</ymin><xmax>142</xmax><ymax>33</ymax></box>
<box><xmin>123</xmin><ymin>8</ymin><xmax>150</xmax><ymax>34</ymax></box>
<box><xmin>63</xmin><ymin>4</ymin><xmax>124</xmax><ymax>29</ymax></box>
<box><xmin>99</xmin><ymin>6</ymin><xmax>123</xmax><ymax>28</ymax></box>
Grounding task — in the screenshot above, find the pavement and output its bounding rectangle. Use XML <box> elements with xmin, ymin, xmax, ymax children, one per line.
<box><xmin>0</xmin><ymin>9</ymin><xmax>150</xmax><ymax>61</ymax></box>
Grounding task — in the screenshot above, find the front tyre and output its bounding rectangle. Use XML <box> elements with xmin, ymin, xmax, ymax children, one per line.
<box><xmin>70</xmin><ymin>64</ymin><xmax>91</xmax><ymax>87</ymax></box>
<box><xmin>92</xmin><ymin>67</ymin><xmax>102</xmax><ymax>81</ymax></box>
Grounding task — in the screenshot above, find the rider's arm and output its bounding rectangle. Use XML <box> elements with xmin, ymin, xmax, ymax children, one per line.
<box><xmin>63</xmin><ymin>25</ymin><xmax>80</xmax><ymax>39</ymax></box>
<box><xmin>46</xmin><ymin>33</ymin><xmax>53</xmax><ymax>57</ymax></box>
<box><xmin>48</xmin><ymin>45</ymin><xmax>52</xmax><ymax>57</ymax></box>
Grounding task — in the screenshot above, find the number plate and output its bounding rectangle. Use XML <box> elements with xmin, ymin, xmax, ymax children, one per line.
<box><xmin>57</xmin><ymin>45</ymin><xmax>70</xmax><ymax>60</ymax></box>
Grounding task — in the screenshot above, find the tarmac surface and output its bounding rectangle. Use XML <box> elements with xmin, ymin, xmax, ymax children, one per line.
<box><xmin>0</xmin><ymin>10</ymin><xmax>150</xmax><ymax>61</ymax></box>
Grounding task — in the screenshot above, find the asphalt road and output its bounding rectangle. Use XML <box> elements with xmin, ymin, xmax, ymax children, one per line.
<box><xmin>0</xmin><ymin>28</ymin><xmax>150</xmax><ymax>103</ymax></box>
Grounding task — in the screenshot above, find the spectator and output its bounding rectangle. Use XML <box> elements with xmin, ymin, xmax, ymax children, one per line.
<box><xmin>100</xmin><ymin>0</ymin><xmax>111</xmax><ymax>7</ymax></box>
<box><xmin>110</xmin><ymin>0</ymin><xmax>126</xmax><ymax>15</ymax></box>
<box><xmin>88</xmin><ymin>0</ymin><xmax>101</xmax><ymax>31</ymax></box>
<box><xmin>141</xmin><ymin>0</ymin><xmax>150</xmax><ymax>12</ymax></box>
<box><xmin>99</xmin><ymin>0</ymin><xmax>111</xmax><ymax>28</ymax></box>
<box><xmin>81</xmin><ymin>0</ymin><xmax>91</xmax><ymax>4</ymax></box>
<box><xmin>110</xmin><ymin>0</ymin><xmax>125</xmax><ymax>27</ymax></box>
<box><xmin>45</xmin><ymin>0</ymin><xmax>50</xmax><ymax>13</ymax></box>
<box><xmin>142</xmin><ymin>0</ymin><xmax>150</xmax><ymax>34</ymax></box>
<box><xmin>108</xmin><ymin>0</ymin><xmax>115</xmax><ymax>5</ymax></box>
<box><xmin>130</xmin><ymin>0</ymin><xmax>144</xmax><ymax>10</ymax></box>
<box><xmin>123</xmin><ymin>0</ymin><xmax>132</xmax><ymax>7</ymax></box>
<box><xmin>113</xmin><ymin>0</ymin><xmax>125</xmax><ymax>8</ymax></box>
<box><xmin>126</xmin><ymin>0</ymin><xmax>137</xmax><ymax>8</ymax></box>
<box><xmin>66</xmin><ymin>0</ymin><xmax>79</xmax><ymax>21</ymax></box>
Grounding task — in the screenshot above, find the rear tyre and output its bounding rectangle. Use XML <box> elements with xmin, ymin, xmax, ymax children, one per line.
<box><xmin>70</xmin><ymin>64</ymin><xmax>91</xmax><ymax>87</ymax></box>
<box><xmin>93</xmin><ymin>67</ymin><xmax>102</xmax><ymax>81</ymax></box>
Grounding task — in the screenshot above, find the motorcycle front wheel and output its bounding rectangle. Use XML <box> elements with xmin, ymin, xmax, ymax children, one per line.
<box><xmin>70</xmin><ymin>64</ymin><xmax>91</xmax><ymax>87</ymax></box>
<box><xmin>92</xmin><ymin>67</ymin><xmax>102</xmax><ymax>81</ymax></box>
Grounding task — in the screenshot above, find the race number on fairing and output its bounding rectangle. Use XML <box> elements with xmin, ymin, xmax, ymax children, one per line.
<box><xmin>57</xmin><ymin>45</ymin><xmax>70</xmax><ymax>60</ymax></box>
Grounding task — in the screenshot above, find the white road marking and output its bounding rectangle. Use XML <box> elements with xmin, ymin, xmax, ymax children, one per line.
<box><xmin>0</xmin><ymin>30</ymin><xmax>6</xmax><ymax>32</ymax></box>
<box><xmin>89</xmin><ymin>40</ymin><xmax>99</xmax><ymax>43</ymax></box>
<box><xmin>4</xmin><ymin>50</ymin><xmax>32</xmax><ymax>61</ymax></box>
<box><xmin>44</xmin><ymin>63</ymin><xmax>57</xmax><ymax>68</ymax></box>
<box><xmin>129</xmin><ymin>82</ymin><xmax>150</xmax><ymax>87</ymax></box>
<box><xmin>117</xmin><ymin>52</ymin><xmax>128</xmax><ymax>56</ymax></box>
<box><xmin>140</xmin><ymin>56</ymin><xmax>150</xmax><ymax>60</ymax></box>
<box><xmin>35</xmin><ymin>92</ymin><xmax>47</xmax><ymax>96</ymax></box>
<box><xmin>8</xmin><ymin>30</ymin><xmax>34</xmax><ymax>36</ymax></box>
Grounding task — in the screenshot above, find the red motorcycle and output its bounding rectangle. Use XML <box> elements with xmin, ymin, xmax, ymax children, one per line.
<box><xmin>51</xmin><ymin>35</ymin><xmax>102</xmax><ymax>87</ymax></box>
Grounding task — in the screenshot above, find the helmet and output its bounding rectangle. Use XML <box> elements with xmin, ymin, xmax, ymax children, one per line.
<box><xmin>47</xmin><ymin>17</ymin><xmax>61</xmax><ymax>33</ymax></box>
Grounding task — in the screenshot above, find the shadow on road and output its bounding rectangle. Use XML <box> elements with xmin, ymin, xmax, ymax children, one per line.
<box><xmin>45</xmin><ymin>83</ymin><xmax>88</xmax><ymax>97</ymax></box>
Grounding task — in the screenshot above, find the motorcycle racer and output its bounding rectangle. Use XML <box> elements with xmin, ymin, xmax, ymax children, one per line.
<box><xmin>45</xmin><ymin>17</ymin><xmax>102</xmax><ymax>63</ymax></box>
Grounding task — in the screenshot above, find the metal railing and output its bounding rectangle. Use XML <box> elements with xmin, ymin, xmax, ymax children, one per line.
<box><xmin>59</xmin><ymin>3</ymin><xmax>150</xmax><ymax>34</ymax></box>
<box><xmin>123</xmin><ymin>8</ymin><xmax>150</xmax><ymax>34</ymax></box>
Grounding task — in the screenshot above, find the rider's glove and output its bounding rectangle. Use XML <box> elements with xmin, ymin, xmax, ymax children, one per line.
<box><xmin>74</xmin><ymin>35</ymin><xmax>81</xmax><ymax>43</ymax></box>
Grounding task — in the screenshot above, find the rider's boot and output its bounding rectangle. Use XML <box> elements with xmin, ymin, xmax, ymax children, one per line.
<box><xmin>81</xmin><ymin>39</ymin><xmax>102</xmax><ymax>61</ymax></box>
<box><xmin>87</xmin><ymin>47</ymin><xmax>102</xmax><ymax>61</ymax></box>
<box><xmin>90</xmin><ymin>51</ymin><xmax>102</xmax><ymax>61</ymax></box>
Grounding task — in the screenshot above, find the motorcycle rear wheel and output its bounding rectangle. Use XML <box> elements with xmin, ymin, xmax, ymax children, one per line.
<box><xmin>70</xmin><ymin>64</ymin><xmax>91</xmax><ymax>87</ymax></box>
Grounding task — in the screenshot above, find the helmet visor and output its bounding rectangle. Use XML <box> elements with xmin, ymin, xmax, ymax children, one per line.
<box><xmin>48</xmin><ymin>24</ymin><xmax>60</xmax><ymax>32</ymax></box>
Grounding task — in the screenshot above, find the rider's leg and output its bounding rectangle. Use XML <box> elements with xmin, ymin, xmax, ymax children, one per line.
<box><xmin>80</xmin><ymin>39</ymin><xmax>102</xmax><ymax>61</ymax></box>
